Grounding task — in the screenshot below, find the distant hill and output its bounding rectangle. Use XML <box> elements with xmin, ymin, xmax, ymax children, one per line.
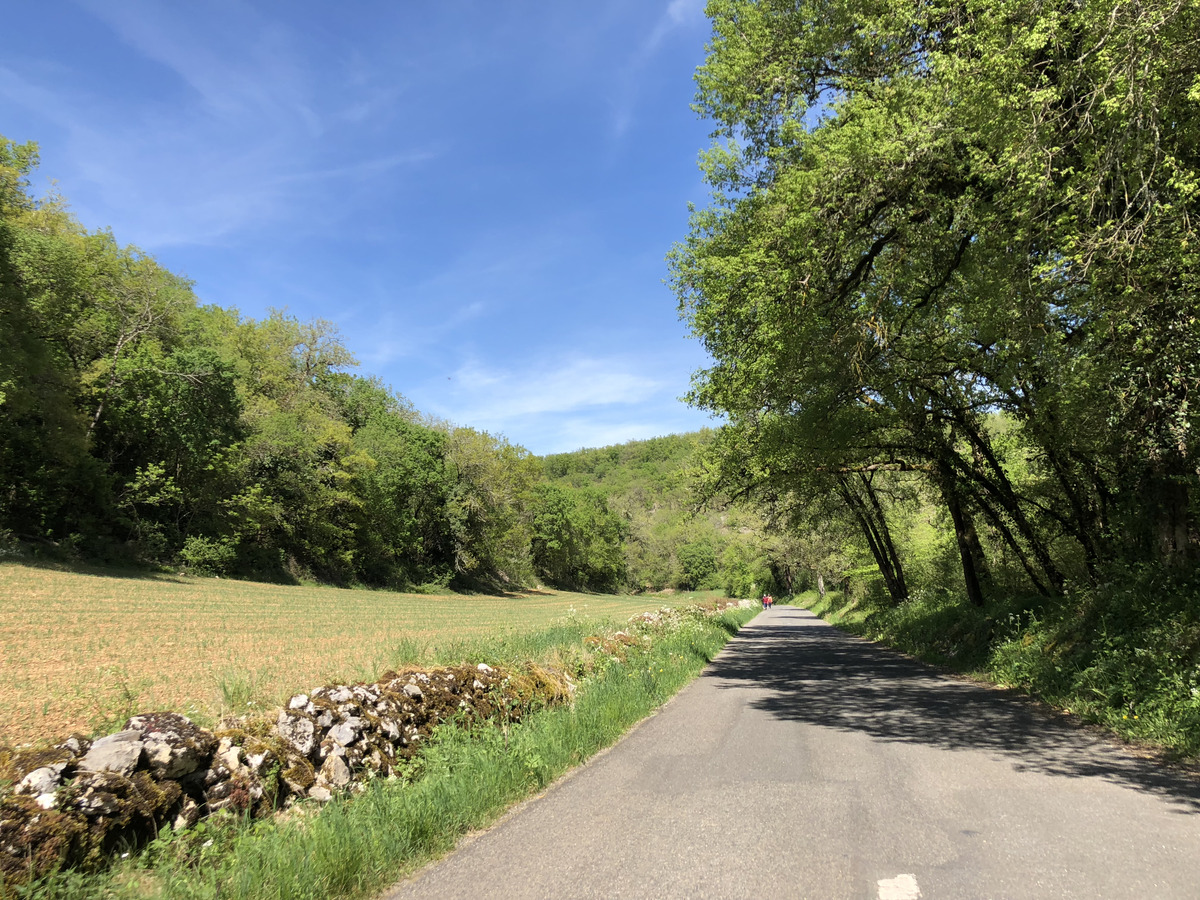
<box><xmin>541</xmin><ymin>431</ymin><xmax>790</xmax><ymax>596</ymax></box>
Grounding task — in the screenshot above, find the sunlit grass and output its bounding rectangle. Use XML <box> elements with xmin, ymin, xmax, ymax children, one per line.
<box><xmin>0</xmin><ymin>560</ymin><xmax>718</xmax><ymax>744</ymax></box>
<box><xmin>11</xmin><ymin>604</ymin><xmax>756</xmax><ymax>900</ymax></box>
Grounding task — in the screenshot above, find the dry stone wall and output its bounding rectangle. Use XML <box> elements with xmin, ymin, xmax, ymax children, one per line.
<box><xmin>0</xmin><ymin>599</ymin><xmax>753</xmax><ymax>886</ymax></box>
<box><xmin>0</xmin><ymin>662</ymin><xmax>566</xmax><ymax>884</ymax></box>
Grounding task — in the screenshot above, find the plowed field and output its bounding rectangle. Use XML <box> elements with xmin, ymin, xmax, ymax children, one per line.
<box><xmin>0</xmin><ymin>561</ymin><xmax>695</xmax><ymax>745</ymax></box>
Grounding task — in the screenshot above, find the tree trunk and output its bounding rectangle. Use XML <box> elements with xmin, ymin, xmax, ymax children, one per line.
<box><xmin>937</xmin><ymin>458</ymin><xmax>986</xmax><ymax>608</ymax></box>
<box><xmin>837</xmin><ymin>475</ymin><xmax>908</xmax><ymax>604</ymax></box>
<box><xmin>962</xmin><ymin>481</ymin><xmax>1051</xmax><ymax>596</ymax></box>
<box><xmin>944</xmin><ymin>414</ymin><xmax>1067</xmax><ymax>594</ymax></box>
<box><xmin>859</xmin><ymin>472</ymin><xmax>910</xmax><ymax>600</ymax></box>
<box><xmin>1145</xmin><ymin>462</ymin><xmax>1193</xmax><ymax>566</ymax></box>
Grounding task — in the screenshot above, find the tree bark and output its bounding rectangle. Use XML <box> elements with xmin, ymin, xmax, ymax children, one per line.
<box><xmin>936</xmin><ymin>458</ymin><xmax>986</xmax><ymax>608</ymax></box>
<box><xmin>837</xmin><ymin>474</ymin><xmax>908</xmax><ymax>604</ymax></box>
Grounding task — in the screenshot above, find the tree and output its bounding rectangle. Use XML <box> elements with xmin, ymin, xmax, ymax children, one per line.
<box><xmin>673</xmin><ymin>0</ymin><xmax>1200</xmax><ymax>602</ymax></box>
<box><xmin>529</xmin><ymin>483</ymin><xmax>627</xmax><ymax>591</ymax></box>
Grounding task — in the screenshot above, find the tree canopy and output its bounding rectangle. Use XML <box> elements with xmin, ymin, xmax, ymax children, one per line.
<box><xmin>673</xmin><ymin>0</ymin><xmax>1200</xmax><ymax>602</ymax></box>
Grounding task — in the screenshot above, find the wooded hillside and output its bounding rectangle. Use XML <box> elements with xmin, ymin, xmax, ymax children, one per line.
<box><xmin>1</xmin><ymin>141</ymin><xmax>790</xmax><ymax>595</ymax></box>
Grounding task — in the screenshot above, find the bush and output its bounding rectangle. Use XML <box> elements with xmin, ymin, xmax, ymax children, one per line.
<box><xmin>179</xmin><ymin>535</ymin><xmax>237</xmax><ymax>575</ymax></box>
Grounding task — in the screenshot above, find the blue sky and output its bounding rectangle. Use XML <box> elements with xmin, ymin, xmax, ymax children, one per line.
<box><xmin>0</xmin><ymin>0</ymin><xmax>722</xmax><ymax>454</ymax></box>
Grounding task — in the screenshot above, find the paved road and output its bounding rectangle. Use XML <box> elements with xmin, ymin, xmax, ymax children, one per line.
<box><xmin>385</xmin><ymin>606</ymin><xmax>1200</xmax><ymax>899</ymax></box>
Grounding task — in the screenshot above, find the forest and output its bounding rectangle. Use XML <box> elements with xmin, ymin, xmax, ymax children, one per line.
<box><xmin>0</xmin><ymin>139</ymin><xmax>777</xmax><ymax>595</ymax></box>
<box><xmin>3</xmin><ymin>0</ymin><xmax>1198</xmax><ymax>615</ymax></box>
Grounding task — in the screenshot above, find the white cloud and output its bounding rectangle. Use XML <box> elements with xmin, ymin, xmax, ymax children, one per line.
<box><xmin>2</xmin><ymin>3</ymin><xmax>433</xmax><ymax>249</ymax></box>
<box><xmin>76</xmin><ymin>0</ymin><xmax>316</xmax><ymax>129</ymax></box>
<box><xmin>445</xmin><ymin>357</ymin><xmax>665</xmax><ymax>423</ymax></box>
<box><xmin>402</xmin><ymin>348</ymin><xmax>719</xmax><ymax>454</ymax></box>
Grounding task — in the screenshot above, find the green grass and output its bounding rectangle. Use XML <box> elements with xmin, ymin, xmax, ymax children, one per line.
<box><xmin>10</xmin><ymin>604</ymin><xmax>756</xmax><ymax>900</ymax></box>
<box><xmin>792</xmin><ymin>572</ymin><xmax>1200</xmax><ymax>759</ymax></box>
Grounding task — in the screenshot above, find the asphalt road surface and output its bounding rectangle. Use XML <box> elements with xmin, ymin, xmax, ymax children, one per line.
<box><xmin>384</xmin><ymin>606</ymin><xmax>1200</xmax><ymax>899</ymax></box>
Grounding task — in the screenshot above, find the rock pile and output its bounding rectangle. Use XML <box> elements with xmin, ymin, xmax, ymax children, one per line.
<box><xmin>0</xmin><ymin>663</ymin><xmax>564</xmax><ymax>885</ymax></box>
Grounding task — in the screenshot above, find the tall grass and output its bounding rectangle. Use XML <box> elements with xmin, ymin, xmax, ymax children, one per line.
<box><xmin>11</xmin><ymin>606</ymin><xmax>755</xmax><ymax>900</ymax></box>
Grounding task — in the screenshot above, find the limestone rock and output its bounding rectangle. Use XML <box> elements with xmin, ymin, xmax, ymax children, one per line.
<box><xmin>308</xmin><ymin>784</ymin><xmax>332</xmax><ymax>802</ymax></box>
<box><xmin>89</xmin><ymin>728</ymin><xmax>143</xmax><ymax>746</ymax></box>
<box><xmin>275</xmin><ymin>710</ymin><xmax>317</xmax><ymax>757</ymax></box>
<box><xmin>288</xmin><ymin>693</ymin><xmax>309</xmax><ymax>710</ymax></box>
<box><xmin>217</xmin><ymin>745</ymin><xmax>243</xmax><ymax>772</ymax></box>
<box><xmin>327</xmin><ymin>717</ymin><xmax>364</xmax><ymax>747</ymax></box>
<box><xmin>16</xmin><ymin>763</ymin><xmax>67</xmax><ymax>796</ymax></box>
<box><xmin>245</xmin><ymin>750</ymin><xmax>274</xmax><ymax>776</ymax></box>
<box><xmin>319</xmin><ymin>754</ymin><xmax>351</xmax><ymax>787</ymax></box>
<box><xmin>402</xmin><ymin>683</ymin><xmax>424</xmax><ymax>701</ymax></box>
<box><xmin>80</xmin><ymin>731</ymin><xmax>145</xmax><ymax>776</ymax></box>
<box><xmin>172</xmin><ymin>797</ymin><xmax>201</xmax><ymax>831</ymax></box>
<box><xmin>57</xmin><ymin>736</ymin><xmax>88</xmax><ymax>757</ymax></box>
<box><xmin>352</xmin><ymin>685</ymin><xmax>379</xmax><ymax>704</ymax></box>
<box><xmin>127</xmin><ymin>712</ymin><xmax>215</xmax><ymax>779</ymax></box>
<box><xmin>72</xmin><ymin>773</ymin><xmax>126</xmax><ymax>816</ymax></box>
<box><xmin>202</xmin><ymin>763</ymin><xmax>232</xmax><ymax>787</ymax></box>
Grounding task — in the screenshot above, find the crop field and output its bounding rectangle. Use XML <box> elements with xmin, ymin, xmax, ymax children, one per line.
<box><xmin>0</xmin><ymin>560</ymin><xmax>701</xmax><ymax>746</ymax></box>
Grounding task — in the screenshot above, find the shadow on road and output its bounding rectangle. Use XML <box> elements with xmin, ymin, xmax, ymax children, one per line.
<box><xmin>707</xmin><ymin>606</ymin><xmax>1200</xmax><ymax>813</ymax></box>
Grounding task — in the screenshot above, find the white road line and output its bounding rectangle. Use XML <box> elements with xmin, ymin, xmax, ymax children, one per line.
<box><xmin>878</xmin><ymin>873</ymin><xmax>922</xmax><ymax>900</ymax></box>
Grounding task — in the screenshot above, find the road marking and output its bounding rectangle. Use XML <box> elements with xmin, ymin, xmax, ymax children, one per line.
<box><xmin>878</xmin><ymin>873</ymin><xmax>922</xmax><ymax>899</ymax></box>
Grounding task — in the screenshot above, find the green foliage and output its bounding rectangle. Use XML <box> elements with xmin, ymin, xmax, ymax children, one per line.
<box><xmin>674</xmin><ymin>0</ymin><xmax>1200</xmax><ymax>608</ymax></box>
<box><xmin>676</xmin><ymin>540</ymin><xmax>717</xmax><ymax>590</ymax></box>
<box><xmin>541</xmin><ymin>431</ymin><xmax>796</xmax><ymax>595</ymax></box>
<box><xmin>683</xmin><ymin>1</ymin><xmax>1200</xmax><ymax>759</ymax></box>
<box><xmin>529</xmin><ymin>483</ymin><xmax>627</xmax><ymax>591</ymax></box>
<box><xmin>179</xmin><ymin>536</ymin><xmax>238</xmax><ymax>576</ymax></box>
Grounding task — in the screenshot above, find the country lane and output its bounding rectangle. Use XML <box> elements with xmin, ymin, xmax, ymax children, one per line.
<box><xmin>383</xmin><ymin>605</ymin><xmax>1200</xmax><ymax>899</ymax></box>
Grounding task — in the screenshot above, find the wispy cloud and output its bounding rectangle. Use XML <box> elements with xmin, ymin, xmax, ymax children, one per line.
<box><xmin>357</xmin><ymin>301</ymin><xmax>488</xmax><ymax>369</ymax></box>
<box><xmin>76</xmin><ymin>0</ymin><xmax>318</xmax><ymax>130</ymax></box>
<box><xmin>644</xmin><ymin>0</ymin><xmax>707</xmax><ymax>56</ymax></box>
<box><xmin>353</xmin><ymin>216</ymin><xmax>590</xmax><ymax>366</ymax></box>
<box><xmin>609</xmin><ymin>0</ymin><xmax>708</xmax><ymax>138</ymax></box>
<box><xmin>3</xmin><ymin>2</ymin><xmax>433</xmax><ymax>249</ymax></box>
<box><xmin>410</xmin><ymin>350</ymin><xmax>716</xmax><ymax>453</ymax></box>
<box><xmin>446</xmin><ymin>357</ymin><xmax>665</xmax><ymax>422</ymax></box>
<box><xmin>272</xmin><ymin>151</ymin><xmax>440</xmax><ymax>186</ymax></box>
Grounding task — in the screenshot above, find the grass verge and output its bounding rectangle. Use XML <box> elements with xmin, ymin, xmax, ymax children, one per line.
<box><xmin>794</xmin><ymin>572</ymin><xmax>1200</xmax><ymax>760</ymax></box>
<box><xmin>10</xmin><ymin>604</ymin><xmax>756</xmax><ymax>900</ymax></box>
